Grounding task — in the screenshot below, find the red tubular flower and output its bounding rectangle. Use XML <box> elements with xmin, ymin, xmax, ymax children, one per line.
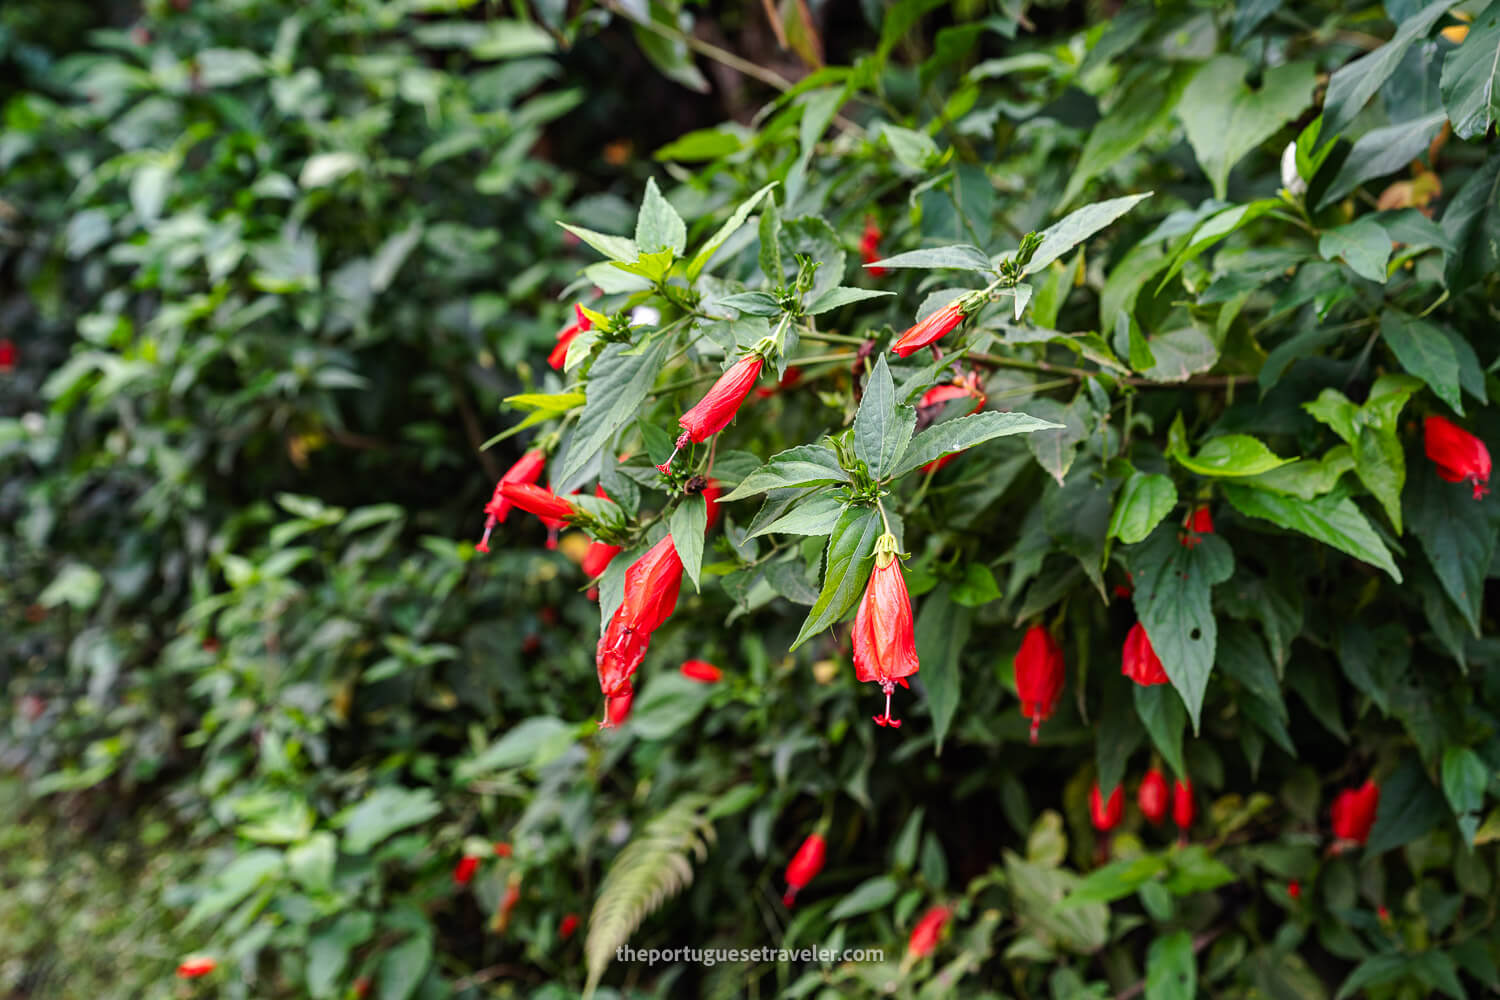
<box><xmin>1173</xmin><ymin>779</ymin><xmax>1195</xmax><ymax>831</ymax></box>
<box><xmin>0</xmin><ymin>338</ymin><xmax>15</xmax><ymax>373</ymax></box>
<box><xmin>595</xmin><ymin>537</ymin><xmax>685</xmax><ymax>720</ymax></box>
<box><xmin>499</xmin><ymin>482</ymin><xmax>578</xmax><ymax>523</ymax></box>
<box><xmin>176</xmin><ymin>956</ymin><xmax>217</xmax><ymax>978</ymax></box>
<box><xmin>1090</xmin><ymin>782</ymin><xmax>1124</xmax><ymax>832</ymax></box>
<box><xmin>1013</xmin><ymin>625</ymin><xmax>1064</xmax><ymax>743</ymax></box>
<box><xmin>1287</xmin><ymin>880</ymin><xmax>1301</xmax><ymax>901</ymax></box>
<box><xmin>477</xmin><ymin>449</ymin><xmax>548</xmax><ymax>552</ymax></box>
<box><xmin>604</xmin><ymin>687</ymin><xmax>633</xmax><ymax>728</ymax></box>
<box><xmin>583</xmin><ymin>540</ymin><xmax>622</xmax><ymax>579</ymax></box>
<box><xmin>676</xmin><ymin>354</ymin><xmax>765</xmax><ymax>446</ymax></box>
<box><xmin>782</xmin><ymin>832</ymin><xmax>827</xmax><ymax>906</ymax></box>
<box><xmin>1377</xmin><ymin>905</ymin><xmax>1391</xmax><ymax>923</ymax></box>
<box><xmin>453</xmin><ymin>855</ymin><xmax>480</xmax><ymax>885</ymax></box>
<box><xmin>1122</xmin><ymin>623</ymin><xmax>1169</xmax><ymax>686</ymax></box>
<box><xmin>701</xmin><ymin>479</ymin><xmax>722</xmax><ymax>528</ymax></box>
<box><xmin>852</xmin><ymin>533</ymin><xmax>919</xmax><ymax>728</ymax></box>
<box><xmin>680</xmin><ymin>659</ymin><xmax>723</xmax><ymax>683</ymax></box>
<box><xmin>907</xmin><ymin>905</ymin><xmax>951</xmax><ymax>959</ymax></box>
<box><xmin>892</xmin><ymin>300</ymin><xmax>966</xmax><ymax>358</ymax></box>
<box><xmin>494</xmin><ymin>842</ymin><xmax>512</xmax><ymax>857</ymax></box>
<box><xmin>861</xmin><ymin>217</ymin><xmax>887</xmax><ymax>277</ymax></box>
<box><xmin>548</xmin><ymin>304</ymin><xmax>592</xmax><ymax>370</ymax></box>
<box><xmin>559</xmin><ymin>913</ymin><xmax>580</xmax><ymax>940</ymax></box>
<box><xmin>1182</xmin><ymin>504</ymin><xmax>1214</xmax><ymax>547</ymax></box>
<box><xmin>1138</xmin><ymin>768</ymin><xmax>1169</xmax><ymax>825</ymax></box>
<box><xmin>1331</xmin><ymin>780</ymin><xmax>1380</xmax><ymax>846</ymax></box>
<box><xmin>1424</xmin><ymin>415</ymin><xmax>1491</xmax><ymax>499</ymax></box>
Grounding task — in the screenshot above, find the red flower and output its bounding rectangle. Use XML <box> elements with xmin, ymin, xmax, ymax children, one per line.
<box><xmin>606</xmin><ymin>687</ymin><xmax>633</xmax><ymax>727</ymax></box>
<box><xmin>1090</xmin><ymin>782</ymin><xmax>1124</xmax><ymax>832</ymax></box>
<box><xmin>453</xmin><ymin>855</ymin><xmax>480</xmax><ymax>885</ymax></box>
<box><xmin>583</xmin><ymin>540</ymin><xmax>622</xmax><ymax>579</ymax></box>
<box><xmin>852</xmin><ymin>533</ymin><xmax>919</xmax><ymax>728</ymax></box>
<box><xmin>548</xmin><ymin>304</ymin><xmax>592</xmax><ymax>370</ymax></box>
<box><xmin>861</xmin><ymin>217</ymin><xmax>887</xmax><ymax>278</ymax></box>
<box><xmin>1138</xmin><ymin>769</ymin><xmax>1168</xmax><ymax>825</ymax></box>
<box><xmin>559</xmin><ymin>913</ymin><xmax>580</xmax><ymax>939</ymax></box>
<box><xmin>595</xmin><ymin>537</ymin><xmax>685</xmax><ymax>718</ymax></box>
<box><xmin>1287</xmin><ymin>880</ymin><xmax>1301</xmax><ymax>901</ymax></box>
<box><xmin>782</xmin><ymin>832</ymin><xmax>827</xmax><ymax>906</ymax></box>
<box><xmin>1331</xmin><ymin>780</ymin><xmax>1379</xmax><ymax>846</ymax></box>
<box><xmin>493</xmin><ymin>876</ymin><xmax>522</xmax><ymax>934</ymax></box>
<box><xmin>1424</xmin><ymin>415</ymin><xmax>1491</xmax><ymax>499</ymax></box>
<box><xmin>1013</xmin><ymin>625</ymin><xmax>1064</xmax><ymax>743</ymax></box>
<box><xmin>701</xmin><ymin>478</ymin><xmax>722</xmax><ymax>528</ymax></box>
<box><xmin>1378</xmin><ymin>904</ymin><xmax>1391</xmax><ymax>922</ymax></box>
<box><xmin>0</xmin><ymin>338</ymin><xmax>15</xmax><ymax>373</ymax></box>
<box><xmin>176</xmin><ymin>955</ymin><xmax>217</xmax><ymax>978</ymax></box>
<box><xmin>477</xmin><ymin>449</ymin><xmax>547</xmax><ymax>552</ymax></box>
<box><xmin>1182</xmin><ymin>504</ymin><xmax>1214</xmax><ymax>546</ymax></box>
<box><xmin>756</xmin><ymin>365</ymin><xmax>803</xmax><ymax>398</ymax></box>
<box><xmin>499</xmin><ymin>482</ymin><xmax>578</xmax><ymax>524</ymax></box>
<box><xmin>677</xmin><ymin>354</ymin><xmax>765</xmax><ymax>446</ymax></box>
<box><xmin>1173</xmin><ymin>778</ymin><xmax>1195</xmax><ymax>831</ymax></box>
<box><xmin>1112</xmin><ymin>582</ymin><xmax>1133</xmax><ymax>599</ymax></box>
<box><xmin>892</xmin><ymin>300</ymin><xmax>966</xmax><ymax>358</ymax></box>
<box><xmin>907</xmin><ymin>905</ymin><xmax>951</xmax><ymax>959</ymax></box>
<box><xmin>680</xmin><ymin>659</ymin><xmax>723</xmax><ymax>683</ymax></box>
<box><xmin>1122</xmin><ymin>622</ymin><xmax>1169</xmax><ymax>686</ymax></box>
<box><xmin>494</xmin><ymin>841</ymin><xmax>512</xmax><ymax>857</ymax></box>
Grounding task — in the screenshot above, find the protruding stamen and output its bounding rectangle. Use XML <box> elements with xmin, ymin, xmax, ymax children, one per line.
<box><xmin>873</xmin><ymin>679</ymin><xmax>902</xmax><ymax>729</ymax></box>
<box><xmin>475</xmin><ymin>515</ymin><xmax>496</xmax><ymax>554</ymax></box>
<box><xmin>597</xmin><ymin>701</ymin><xmax>612</xmax><ymax>729</ymax></box>
<box><xmin>1029</xmin><ymin>717</ymin><xmax>1040</xmax><ymax>744</ymax></box>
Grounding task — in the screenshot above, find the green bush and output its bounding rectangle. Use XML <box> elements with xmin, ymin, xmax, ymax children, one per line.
<box><xmin>4</xmin><ymin>1</ymin><xmax>1500</xmax><ymax>998</ymax></box>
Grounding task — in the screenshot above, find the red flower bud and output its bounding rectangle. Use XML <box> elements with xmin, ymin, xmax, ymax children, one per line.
<box><xmin>0</xmin><ymin>338</ymin><xmax>15</xmax><ymax>373</ymax></box>
<box><xmin>559</xmin><ymin>913</ymin><xmax>580</xmax><ymax>939</ymax></box>
<box><xmin>678</xmin><ymin>354</ymin><xmax>765</xmax><ymax>445</ymax></box>
<box><xmin>680</xmin><ymin>659</ymin><xmax>723</xmax><ymax>683</ymax></box>
<box><xmin>499</xmin><ymin>482</ymin><xmax>578</xmax><ymax>524</ymax></box>
<box><xmin>1424</xmin><ymin>415</ymin><xmax>1491</xmax><ymax>499</ymax></box>
<box><xmin>701</xmin><ymin>478</ymin><xmax>722</xmax><ymax>528</ymax></box>
<box><xmin>907</xmin><ymin>905</ymin><xmax>951</xmax><ymax>959</ymax></box>
<box><xmin>1331</xmin><ymin>779</ymin><xmax>1379</xmax><ymax>846</ymax></box>
<box><xmin>1182</xmin><ymin>504</ymin><xmax>1214</xmax><ymax>546</ymax></box>
<box><xmin>861</xmin><ymin>217</ymin><xmax>887</xmax><ymax>278</ymax></box>
<box><xmin>1013</xmin><ymin>625</ymin><xmax>1064</xmax><ymax>743</ymax></box>
<box><xmin>1122</xmin><ymin>622</ymin><xmax>1169</xmax><ymax>686</ymax></box>
<box><xmin>477</xmin><ymin>449</ymin><xmax>547</xmax><ymax>552</ymax></box>
<box><xmin>606</xmin><ymin>687</ymin><xmax>633</xmax><ymax>727</ymax></box>
<box><xmin>892</xmin><ymin>300</ymin><xmax>966</xmax><ymax>358</ymax></box>
<box><xmin>548</xmin><ymin>304</ymin><xmax>592</xmax><ymax>370</ymax></box>
<box><xmin>1287</xmin><ymin>880</ymin><xmax>1301</xmax><ymax>900</ymax></box>
<box><xmin>453</xmin><ymin>855</ymin><xmax>480</xmax><ymax>885</ymax></box>
<box><xmin>494</xmin><ymin>842</ymin><xmax>512</xmax><ymax>857</ymax></box>
<box><xmin>852</xmin><ymin>534</ymin><xmax>919</xmax><ymax>728</ymax></box>
<box><xmin>1377</xmin><ymin>904</ymin><xmax>1390</xmax><ymax>922</ymax></box>
<box><xmin>756</xmin><ymin>365</ymin><xmax>803</xmax><ymax>398</ymax></box>
<box><xmin>1138</xmin><ymin>768</ymin><xmax>1169</xmax><ymax>825</ymax></box>
<box><xmin>1173</xmin><ymin>778</ymin><xmax>1195</xmax><ymax>831</ymax></box>
<box><xmin>619</xmin><ymin>535</ymin><xmax>684</xmax><ymax>636</ymax></box>
<box><xmin>583</xmin><ymin>540</ymin><xmax>622</xmax><ymax>579</ymax></box>
<box><xmin>782</xmin><ymin>832</ymin><xmax>826</xmax><ymax>906</ymax></box>
<box><xmin>1090</xmin><ymin>782</ymin><xmax>1124</xmax><ymax>832</ymax></box>
<box><xmin>176</xmin><ymin>955</ymin><xmax>217</xmax><ymax>978</ymax></box>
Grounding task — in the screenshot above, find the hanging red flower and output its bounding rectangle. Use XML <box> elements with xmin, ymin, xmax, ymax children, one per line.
<box><xmin>860</xmin><ymin>217</ymin><xmax>887</xmax><ymax>278</ymax></box>
<box><xmin>1331</xmin><ymin>779</ymin><xmax>1379</xmax><ymax>846</ymax></box>
<box><xmin>1138</xmin><ymin>768</ymin><xmax>1168</xmax><ymax>825</ymax></box>
<box><xmin>907</xmin><ymin>905</ymin><xmax>952</xmax><ymax>959</ymax></box>
<box><xmin>477</xmin><ymin>449</ymin><xmax>548</xmax><ymax>552</ymax></box>
<box><xmin>782</xmin><ymin>832</ymin><xmax>827</xmax><ymax>906</ymax></box>
<box><xmin>1013</xmin><ymin>624</ymin><xmax>1064</xmax><ymax>743</ymax></box>
<box><xmin>659</xmin><ymin>354</ymin><xmax>765</xmax><ymax>472</ymax></box>
<box><xmin>851</xmin><ymin>532</ymin><xmax>919</xmax><ymax>728</ymax></box>
<box><xmin>1424</xmin><ymin>415</ymin><xmax>1491</xmax><ymax>499</ymax></box>
<box><xmin>453</xmin><ymin>855</ymin><xmax>480</xmax><ymax>885</ymax></box>
<box><xmin>1173</xmin><ymin>778</ymin><xmax>1195</xmax><ymax>831</ymax></box>
<box><xmin>1122</xmin><ymin>622</ymin><xmax>1169</xmax><ymax>686</ymax></box>
<box><xmin>499</xmin><ymin>482</ymin><xmax>578</xmax><ymax>523</ymax></box>
<box><xmin>1090</xmin><ymin>782</ymin><xmax>1124</xmax><ymax>832</ymax></box>
<box><xmin>892</xmin><ymin>300</ymin><xmax>966</xmax><ymax>358</ymax></box>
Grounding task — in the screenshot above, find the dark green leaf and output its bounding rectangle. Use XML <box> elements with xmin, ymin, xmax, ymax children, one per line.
<box><xmin>1322</xmin><ymin>0</ymin><xmax>1453</xmax><ymax>137</ymax></box>
<box><xmin>791</xmin><ymin>505</ymin><xmax>882</xmax><ymax>649</ymax></box>
<box><xmin>1145</xmin><ymin>930</ymin><xmax>1196</xmax><ymax>1000</ymax></box>
<box><xmin>668</xmin><ymin>495</ymin><xmax>707</xmax><ymax>591</ymax></box>
<box><xmin>1221</xmin><ymin>484</ymin><xmax>1402</xmax><ymax>582</ymax></box>
<box><xmin>891</xmin><ymin>410</ymin><xmax>1064</xmax><ymax>479</ymax></box>
<box><xmin>1441</xmin><ymin>0</ymin><xmax>1500</xmax><ymax>138</ymax></box>
<box><xmin>804</xmin><ymin>286</ymin><xmax>895</xmax><ymax>314</ymax></box>
<box><xmin>1135</xmin><ymin>684</ymin><xmax>1187</xmax><ymax>779</ymax></box>
<box><xmin>853</xmin><ymin>355</ymin><xmax>916</xmax><ymax>481</ymax></box>
<box><xmin>1381</xmin><ymin>309</ymin><xmax>1464</xmax><ymax>414</ymax></box>
<box><xmin>1365</xmin><ymin>756</ymin><xmax>1446</xmax><ymax>854</ymax></box>
<box><xmin>556</xmin><ymin>337</ymin><xmax>671</xmax><ymax>488</ymax></box>
<box><xmin>1023</xmin><ymin>192</ymin><xmax>1154</xmax><ymax>275</ymax></box>
<box><xmin>720</xmin><ymin>444</ymin><xmax>849</xmax><ymax>501</ymax></box>
<box><xmin>1177</xmin><ymin>56</ymin><xmax>1315</xmax><ymax>199</ymax></box>
<box><xmin>1319</xmin><ymin>217</ymin><xmax>1392</xmax><ymax>283</ymax></box>
<box><xmin>1407</xmin><ymin>446</ymin><xmax>1495</xmax><ymax>634</ymax></box>
<box><xmin>916</xmin><ymin>583</ymin><xmax>972</xmax><ymax>753</ymax></box>
<box><xmin>1110</xmin><ymin>471</ymin><xmax>1178</xmax><ymax>544</ymax></box>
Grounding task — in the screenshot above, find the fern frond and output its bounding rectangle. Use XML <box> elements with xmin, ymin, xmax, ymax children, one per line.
<box><xmin>583</xmin><ymin>793</ymin><xmax>716</xmax><ymax>997</ymax></box>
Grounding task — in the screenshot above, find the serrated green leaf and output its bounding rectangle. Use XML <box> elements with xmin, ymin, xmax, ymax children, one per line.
<box><xmin>720</xmin><ymin>444</ymin><xmax>849</xmax><ymax>501</ymax></box>
<box><xmin>1024</xmin><ymin>192</ymin><xmax>1154</xmax><ymax>274</ymax></box>
<box><xmin>891</xmin><ymin>410</ymin><xmax>1063</xmax><ymax>479</ymax></box>
<box><xmin>865</xmin><ymin>244</ymin><xmax>993</xmax><ymax>272</ymax></box>
<box><xmin>1222</xmin><ymin>484</ymin><xmax>1401</xmax><ymax>581</ymax></box>
<box><xmin>556</xmin><ymin>338</ymin><xmax>671</xmax><ymax>488</ymax></box>
<box><xmin>804</xmin><ymin>286</ymin><xmax>894</xmax><ymax>314</ymax></box>
<box><xmin>558</xmin><ymin>222</ymin><xmax>639</xmax><ymax>263</ymax></box>
<box><xmin>791</xmin><ymin>505</ymin><xmax>881</xmax><ymax>650</ymax></box>
<box><xmin>853</xmin><ymin>355</ymin><xmax>916</xmax><ymax>480</ymax></box>
<box><xmin>669</xmin><ymin>495</ymin><xmax>707</xmax><ymax>592</ymax></box>
<box><xmin>1175</xmin><ymin>435</ymin><xmax>1292</xmax><ymax>477</ymax></box>
<box><xmin>1381</xmin><ymin>310</ymin><xmax>1464</xmax><ymax>415</ymax></box>
<box><xmin>1178</xmin><ymin>56</ymin><xmax>1315</xmax><ymax>199</ymax></box>
<box><xmin>688</xmin><ymin>183</ymin><xmax>777</xmax><ymax>279</ymax></box>
<box><xmin>1322</xmin><ymin>0</ymin><xmax>1453</xmax><ymax>137</ymax></box>
<box><xmin>1109</xmin><ymin>471</ymin><xmax>1178</xmax><ymax>544</ymax></box>
<box><xmin>635</xmin><ymin>177</ymin><xmax>686</xmax><ymax>255</ymax></box>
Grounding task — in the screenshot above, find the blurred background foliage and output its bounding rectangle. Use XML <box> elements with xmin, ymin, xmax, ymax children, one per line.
<box><xmin>2</xmin><ymin>0</ymin><xmax>1499</xmax><ymax>999</ymax></box>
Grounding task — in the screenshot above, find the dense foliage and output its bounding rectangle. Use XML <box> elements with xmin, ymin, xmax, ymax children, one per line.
<box><xmin>4</xmin><ymin>1</ymin><xmax>1500</xmax><ymax>998</ymax></box>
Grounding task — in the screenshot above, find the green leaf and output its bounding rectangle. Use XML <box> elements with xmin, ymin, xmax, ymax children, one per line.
<box><xmin>1355</xmin><ymin>424</ymin><xmax>1405</xmax><ymax>533</ymax></box>
<box><xmin>746</xmin><ymin>489</ymin><xmax>846</xmax><ymax>538</ymax></box>
<box><xmin>630</xmin><ymin>20</ymin><xmax>710</xmax><ymax>92</ymax></box>
<box><xmin>1322</xmin><ymin>0</ymin><xmax>1454</xmax><ymax>137</ymax></box>
<box><xmin>1320</xmin><ymin>110</ymin><xmax>1449</xmax><ymax>209</ymax></box>
<box><xmin>688</xmin><ymin>182</ymin><xmax>777</xmax><ymax>279</ymax></box>
<box><xmin>39</xmin><ymin>562</ymin><xmax>103</xmax><ymax>610</ymax></box>
<box><xmin>1407</xmin><ymin>458</ymin><xmax>1495</xmax><ymax>635</ymax></box>
<box><xmin>1442</xmin><ymin>747</ymin><xmax>1489</xmax><ymax>820</ymax></box>
<box><xmin>1110</xmin><ymin>471</ymin><xmax>1179</xmax><ymax>544</ymax></box>
<box><xmin>1025</xmin><ymin>397</ymin><xmax>1091</xmax><ymax>485</ymax></box>
<box><xmin>306</xmin><ymin>913</ymin><xmax>374</xmax><ymax>998</ymax></box>
<box><xmin>1222</xmin><ymin>484</ymin><xmax>1402</xmax><ymax>582</ymax></box>
<box><xmin>1129</xmin><ymin>528</ymin><xmax>1235</xmax><ymax>732</ymax></box>
<box><xmin>865</xmin><ymin>243</ymin><xmax>993</xmax><ymax>272</ymax></box>
<box><xmin>1381</xmin><ymin>310</ymin><xmax>1464</xmax><ymax>415</ymax></box>
<box><xmin>1145</xmin><ymin>930</ymin><xmax>1196</xmax><ymax>1000</ymax></box>
<box><xmin>829</xmin><ymin>876</ymin><xmax>901</xmax><ymax>919</ymax></box>
<box><xmin>853</xmin><ymin>355</ymin><xmax>916</xmax><ymax>481</ymax></box>
<box><xmin>791</xmin><ymin>505</ymin><xmax>882</xmax><ymax>650</ymax></box>
<box><xmin>1442</xmin><ymin>154</ymin><xmax>1500</xmax><ymax>289</ymax></box>
<box><xmin>1023</xmin><ymin>192</ymin><xmax>1154</xmax><ymax>275</ymax></box>
<box><xmin>558</xmin><ymin>222</ymin><xmax>639</xmax><ymax>263</ymax></box>
<box><xmin>1061</xmin><ymin>855</ymin><xmax>1168</xmax><ymax>907</ymax></box>
<box><xmin>338</xmin><ymin>787</ymin><xmax>442</xmax><ymax>854</ymax></box>
<box><xmin>720</xmin><ymin>444</ymin><xmax>849</xmax><ymax>501</ymax></box>
<box><xmin>1441</xmin><ymin>0</ymin><xmax>1500</xmax><ymax>138</ymax></box>
<box><xmin>890</xmin><ymin>410</ymin><xmax>1063</xmax><ymax>479</ymax></box>
<box><xmin>634</xmin><ymin>177</ymin><xmax>686</xmax><ymax>256</ymax></box>
<box><xmin>300</xmin><ymin>151</ymin><xmax>360</xmax><ymax>188</ymax></box>
<box><xmin>1365</xmin><ymin>756</ymin><xmax>1446</xmax><ymax>854</ymax></box>
<box><xmin>1134</xmin><ymin>684</ymin><xmax>1187</xmax><ymax>779</ymax></box>
<box><xmin>804</xmin><ymin>286</ymin><xmax>894</xmax><ymax>314</ymax></box>
<box><xmin>916</xmin><ymin>583</ymin><xmax>972</xmax><ymax>754</ymax></box>
<box><xmin>377</xmin><ymin>933</ymin><xmax>432</xmax><ymax>1000</ymax></box>
<box><xmin>1175</xmin><ymin>435</ymin><xmax>1292</xmax><ymax>477</ymax></box>
<box><xmin>1157</xmin><ymin>200</ymin><xmax>1278</xmax><ymax>292</ymax></box>
<box><xmin>1177</xmin><ymin>56</ymin><xmax>1316</xmax><ymax>199</ymax></box>
<box><xmin>1319</xmin><ymin>217</ymin><xmax>1392</xmax><ymax>283</ymax></box>
<box><xmin>630</xmin><ymin>672</ymin><xmax>714</xmax><ymax>740</ymax></box>
<box><xmin>1163</xmin><ymin>845</ymin><xmax>1237</xmax><ymax>894</ymax></box>
<box><xmin>880</xmin><ymin>124</ymin><xmax>941</xmax><ymax>171</ymax></box>
<box><xmin>668</xmin><ymin>495</ymin><xmax>707</xmax><ymax>592</ymax></box>
<box><xmin>1337</xmin><ymin>954</ymin><xmax>1416</xmax><ymax>1000</ymax></box>
<box><xmin>1246</xmin><ymin>447</ymin><xmax>1355</xmax><ymax>499</ymax></box>
<box><xmin>951</xmin><ymin>563</ymin><xmax>1001</xmax><ymax>607</ymax></box>
<box><xmin>556</xmin><ymin>338</ymin><xmax>670</xmax><ymax>488</ymax></box>
<box><xmin>654</xmin><ymin>127</ymin><xmax>745</xmax><ymax>161</ymax></box>
<box><xmin>1060</xmin><ymin>62</ymin><xmax>1197</xmax><ymax>207</ymax></box>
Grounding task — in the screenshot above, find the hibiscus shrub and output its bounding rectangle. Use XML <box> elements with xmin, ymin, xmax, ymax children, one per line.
<box><xmin>6</xmin><ymin>0</ymin><xmax>1500</xmax><ymax>998</ymax></box>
